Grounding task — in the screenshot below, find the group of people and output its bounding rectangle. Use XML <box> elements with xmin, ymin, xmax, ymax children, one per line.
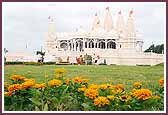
<box><xmin>67</xmin><ymin>53</ymin><xmax>100</xmax><ymax>65</ymax></box>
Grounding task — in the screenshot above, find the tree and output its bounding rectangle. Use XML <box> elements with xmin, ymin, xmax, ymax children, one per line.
<box><xmin>36</xmin><ymin>47</ymin><xmax>45</xmax><ymax>62</ymax></box>
<box><xmin>144</xmin><ymin>44</ymin><xmax>164</xmax><ymax>54</ymax></box>
<box><xmin>4</xmin><ymin>48</ymin><xmax>8</xmax><ymax>62</ymax></box>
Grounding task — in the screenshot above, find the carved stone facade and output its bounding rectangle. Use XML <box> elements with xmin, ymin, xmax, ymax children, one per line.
<box><xmin>44</xmin><ymin>8</ymin><xmax>164</xmax><ymax>65</ymax></box>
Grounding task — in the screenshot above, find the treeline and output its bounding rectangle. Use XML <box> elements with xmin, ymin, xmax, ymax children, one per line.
<box><xmin>144</xmin><ymin>44</ymin><xmax>164</xmax><ymax>54</ymax></box>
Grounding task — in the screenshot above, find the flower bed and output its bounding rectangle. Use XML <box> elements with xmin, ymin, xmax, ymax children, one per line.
<box><xmin>4</xmin><ymin>68</ymin><xmax>164</xmax><ymax>111</ymax></box>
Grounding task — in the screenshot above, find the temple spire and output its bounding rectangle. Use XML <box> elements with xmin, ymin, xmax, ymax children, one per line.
<box><xmin>92</xmin><ymin>12</ymin><xmax>101</xmax><ymax>32</ymax></box>
<box><xmin>48</xmin><ymin>16</ymin><xmax>56</xmax><ymax>35</ymax></box>
<box><xmin>126</xmin><ymin>9</ymin><xmax>135</xmax><ymax>37</ymax></box>
<box><xmin>116</xmin><ymin>10</ymin><xmax>125</xmax><ymax>34</ymax></box>
<box><xmin>104</xmin><ymin>7</ymin><xmax>113</xmax><ymax>32</ymax></box>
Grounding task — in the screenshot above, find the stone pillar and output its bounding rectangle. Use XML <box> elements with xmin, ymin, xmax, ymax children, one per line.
<box><xmin>77</xmin><ymin>42</ymin><xmax>80</xmax><ymax>52</ymax></box>
<box><xmin>94</xmin><ymin>39</ymin><xmax>96</xmax><ymax>48</ymax></box>
<box><xmin>87</xmin><ymin>39</ymin><xmax>89</xmax><ymax>48</ymax></box>
<box><xmin>83</xmin><ymin>38</ymin><xmax>85</xmax><ymax>49</ymax></box>
<box><xmin>105</xmin><ymin>39</ymin><xmax>107</xmax><ymax>49</ymax></box>
<box><xmin>74</xmin><ymin>41</ymin><xmax>76</xmax><ymax>51</ymax></box>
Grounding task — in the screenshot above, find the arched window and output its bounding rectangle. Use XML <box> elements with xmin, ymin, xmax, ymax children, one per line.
<box><xmin>60</xmin><ymin>43</ymin><xmax>68</xmax><ymax>51</ymax></box>
<box><xmin>89</xmin><ymin>40</ymin><xmax>94</xmax><ymax>48</ymax></box>
<box><xmin>99</xmin><ymin>41</ymin><xmax>105</xmax><ymax>49</ymax></box>
<box><xmin>107</xmin><ymin>41</ymin><xmax>116</xmax><ymax>49</ymax></box>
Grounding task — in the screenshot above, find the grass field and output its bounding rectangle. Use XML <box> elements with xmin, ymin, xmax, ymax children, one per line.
<box><xmin>4</xmin><ymin>64</ymin><xmax>164</xmax><ymax>91</ymax></box>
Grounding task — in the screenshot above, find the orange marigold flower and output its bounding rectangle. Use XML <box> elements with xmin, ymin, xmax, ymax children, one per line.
<box><xmin>84</xmin><ymin>89</ymin><xmax>99</xmax><ymax>99</ymax></box>
<box><xmin>65</xmin><ymin>78</ymin><xmax>70</xmax><ymax>85</ymax></box>
<box><xmin>48</xmin><ymin>79</ymin><xmax>62</xmax><ymax>87</ymax></box>
<box><xmin>21</xmin><ymin>80</ymin><xmax>35</xmax><ymax>89</ymax></box>
<box><xmin>8</xmin><ymin>84</ymin><xmax>22</xmax><ymax>92</ymax></box>
<box><xmin>88</xmin><ymin>84</ymin><xmax>99</xmax><ymax>90</ymax></box>
<box><xmin>34</xmin><ymin>83</ymin><xmax>46</xmax><ymax>89</ymax></box>
<box><xmin>94</xmin><ymin>96</ymin><xmax>110</xmax><ymax>107</ymax></box>
<box><xmin>4</xmin><ymin>91</ymin><xmax>13</xmax><ymax>96</ymax></box>
<box><xmin>10</xmin><ymin>75</ymin><xmax>26</xmax><ymax>81</ymax></box>
<box><xmin>55</xmin><ymin>68</ymin><xmax>66</xmax><ymax>75</ymax></box>
<box><xmin>133</xmin><ymin>82</ymin><xmax>142</xmax><ymax>88</ymax></box>
<box><xmin>159</xmin><ymin>78</ymin><xmax>164</xmax><ymax>87</ymax></box>
<box><xmin>132</xmin><ymin>89</ymin><xmax>152</xmax><ymax>100</ymax></box>
<box><xmin>115</xmin><ymin>84</ymin><xmax>124</xmax><ymax>90</ymax></box>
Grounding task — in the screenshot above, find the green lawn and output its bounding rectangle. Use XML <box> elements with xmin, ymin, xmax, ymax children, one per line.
<box><xmin>4</xmin><ymin>64</ymin><xmax>164</xmax><ymax>91</ymax></box>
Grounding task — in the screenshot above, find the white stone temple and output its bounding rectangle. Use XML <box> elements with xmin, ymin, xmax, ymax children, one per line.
<box><xmin>44</xmin><ymin>7</ymin><xmax>164</xmax><ymax>65</ymax></box>
<box><xmin>6</xmin><ymin>7</ymin><xmax>164</xmax><ymax>65</ymax></box>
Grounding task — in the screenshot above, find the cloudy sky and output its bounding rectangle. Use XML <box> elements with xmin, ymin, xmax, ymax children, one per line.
<box><xmin>3</xmin><ymin>2</ymin><xmax>166</xmax><ymax>55</ymax></box>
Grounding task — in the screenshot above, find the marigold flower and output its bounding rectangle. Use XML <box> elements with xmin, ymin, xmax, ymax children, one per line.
<box><xmin>99</xmin><ymin>84</ymin><xmax>113</xmax><ymax>90</ymax></box>
<box><xmin>78</xmin><ymin>87</ymin><xmax>86</xmax><ymax>92</ymax></box>
<box><xmin>8</xmin><ymin>84</ymin><xmax>22</xmax><ymax>92</ymax></box>
<box><xmin>107</xmin><ymin>95</ymin><xmax>115</xmax><ymax>100</ymax></box>
<box><xmin>4</xmin><ymin>82</ymin><xmax>9</xmax><ymax>88</ymax></box>
<box><xmin>119</xmin><ymin>94</ymin><xmax>132</xmax><ymax>102</ymax></box>
<box><xmin>94</xmin><ymin>96</ymin><xmax>110</xmax><ymax>107</ymax></box>
<box><xmin>10</xmin><ymin>75</ymin><xmax>26</xmax><ymax>81</ymax></box>
<box><xmin>133</xmin><ymin>82</ymin><xmax>142</xmax><ymax>88</ymax></box>
<box><xmin>88</xmin><ymin>84</ymin><xmax>99</xmax><ymax>90</ymax></box>
<box><xmin>34</xmin><ymin>83</ymin><xmax>46</xmax><ymax>89</ymax></box>
<box><xmin>64</xmin><ymin>78</ymin><xmax>70</xmax><ymax>85</ymax></box>
<box><xmin>84</xmin><ymin>89</ymin><xmax>99</xmax><ymax>99</ymax></box>
<box><xmin>132</xmin><ymin>89</ymin><xmax>152</xmax><ymax>100</ymax></box>
<box><xmin>159</xmin><ymin>78</ymin><xmax>164</xmax><ymax>87</ymax></box>
<box><xmin>115</xmin><ymin>84</ymin><xmax>124</xmax><ymax>90</ymax></box>
<box><xmin>55</xmin><ymin>68</ymin><xmax>66</xmax><ymax>75</ymax></box>
<box><xmin>48</xmin><ymin>79</ymin><xmax>62</xmax><ymax>87</ymax></box>
<box><xmin>21</xmin><ymin>80</ymin><xmax>35</xmax><ymax>89</ymax></box>
<box><xmin>72</xmin><ymin>77</ymin><xmax>88</xmax><ymax>84</ymax></box>
<box><xmin>4</xmin><ymin>91</ymin><xmax>13</xmax><ymax>96</ymax></box>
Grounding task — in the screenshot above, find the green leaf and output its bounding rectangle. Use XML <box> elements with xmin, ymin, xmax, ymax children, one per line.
<box><xmin>30</xmin><ymin>98</ymin><xmax>41</xmax><ymax>106</ymax></box>
<box><xmin>35</xmin><ymin>106</ymin><xmax>40</xmax><ymax>111</ymax></box>
<box><xmin>81</xmin><ymin>102</ymin><xmax>92</xmax><ymax>110</ymax></box>
<box><xmin>43</xmin><ymin>103</ymin><xmax>48</xmax><ymax>111</ymax></box>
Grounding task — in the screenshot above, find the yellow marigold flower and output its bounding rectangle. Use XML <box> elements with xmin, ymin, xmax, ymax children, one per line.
<box><xmin>99</xmin><ymin>84</ymin><xmax>113</xmax><ymax>90</ymax></box>
<box><xmin>55</xmin><ymin>68</ymin><xmax>66</xmax><ymax>74</ymax></box>
<box><xmin>34</xmin><ymin>83</ymin><xmax>46</xmax><ymax>89</ymax></box>
<box><xmin>115</xmin><ymin>84</ymin><xmax>124</xmax><ymax>90</ymax></box>
<box><xmin>24</xmin><ymin>78</ymin><xmax>35</xmax><ymax>82</ymax></box>
<box><xmin>65</xmin><ymin>78</ymin><xmax>70</xmax><ymax>85</ymax></box>
<box><xmin>94</xmin><ymin>96</ymin><xmax>110</xmax><ymax>107</ymax></box>
<box><xmin>159</xmin><ymin>78</ymin><xmax>164</xmax><ymax>87</ymax></box>
<box><xmin>4</xmin><ymin>91</ymin><xmax>13</xmax><ymax>96</ymax></box>
<box><xmin>88</xmin><ymin>84</ymin><xmax>99</xmax><ymax>90</ymax></box>
<box><xmin>10</xmin><ymin>75</ymin><xmax>26</xmax><ymax>81</ymax></box>
<box><xmin>84</xmin><ymin>89</ymin><xmax>99</xmax><ymax>99</ymax></box>
<box><xmin>4</xmin><ymin>82</ymin><xmax>9</xmax><ymax>88</ymax></box>
<box><xmin>153</xmin><ymin>95</ymin><xmax>161</xmax><ymax>100</ymax></box>
<box><xmin>48</xmin><ymin>79</ymin><xmax>62</xmax><ymax>87</ymax></box>
<box><xmin>132</xmin><ymin>89</ymin><xmax>152</xmax><ymax>100</ymax></box>
<box><xmin>78</xmin><ymin>87</ymin><xmax>86</xmax><ymax>92</ymax></box>
<box><xmin>8</xmin><ymin>84</ymin><xmax>22</xmax><ymax>92</ymax></box>
<box><xmin>133</xmin><ymin>82</ymin><xmax>142</xmax><ymax>88</ymax></box>
<box><xmin>119</xmin><ymin>94</ymin><xmax>132</xmax><ymax>102</ymax></box>
<box><xmin>21</xmin><ymin>80</ymin><xmax>35</xmax><ymax>89</ymax></box>
<box><xmin>72</xmin><ymin>77</ymin><xmax>88</xmax><ymax>84</ymax></box>
<box><xmin>107</xmin><ymin>95</ymin><xmax>115</xmax><ymax>100</ymax></box>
